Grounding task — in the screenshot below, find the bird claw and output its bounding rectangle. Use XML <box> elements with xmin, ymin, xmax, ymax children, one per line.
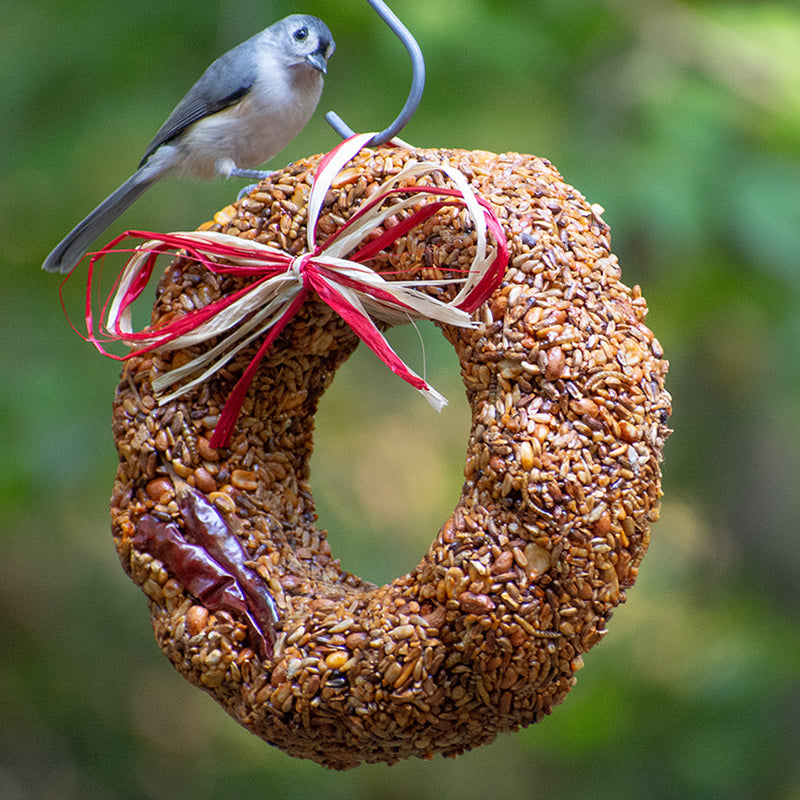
<box><xmin>236</xmin><ymin>183</ymin><xmax>259</xmax><ymax>200</ymax></box>
<box><xmin>233</xmin><ymin>168</ymin><xmax>272</xmax><ymax>200</ymax></box>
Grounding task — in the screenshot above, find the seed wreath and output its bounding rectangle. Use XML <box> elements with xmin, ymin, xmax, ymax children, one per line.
<box><xmin>110</xmin><ymin>145</ymin><xmax>671</xmax><ymax>769</ymax></box>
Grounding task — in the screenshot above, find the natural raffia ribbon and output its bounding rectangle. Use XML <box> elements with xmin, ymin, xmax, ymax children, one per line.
<box><xmin>71</xmin><ymin>133</ymin><xmax>508</xmax><ymax>447</ymax></box>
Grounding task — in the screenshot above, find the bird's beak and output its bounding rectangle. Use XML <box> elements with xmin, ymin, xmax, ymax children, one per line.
<box><xmin>305</xmin><ymin>52</ymin><xmax>327</xmax><ymax>74</ymax></box>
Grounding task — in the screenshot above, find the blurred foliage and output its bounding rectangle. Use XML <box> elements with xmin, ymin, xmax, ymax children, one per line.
<box><xmin>1</xmin><ymin>0</ymin><xmax>799</xmax><ymax>797</ymax></box>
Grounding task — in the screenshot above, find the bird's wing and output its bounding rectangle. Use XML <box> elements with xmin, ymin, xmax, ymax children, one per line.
<box><xmin>139</xmin><ymin>39</ymin><xmax>259</xmax><ymax>167</ymax></box>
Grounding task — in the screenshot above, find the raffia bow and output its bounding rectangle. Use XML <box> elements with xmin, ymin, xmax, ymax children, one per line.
<box><xmin>74</xmin><ymin>134</ymin><xmax>509</xmax><ymax>447</ymax></box>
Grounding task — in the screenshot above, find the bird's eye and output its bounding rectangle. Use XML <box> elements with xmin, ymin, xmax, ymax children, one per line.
<box><xmin>293</xmin><ymin>27</ymin><xmax>309</xmax><ymax>41</ymax></box>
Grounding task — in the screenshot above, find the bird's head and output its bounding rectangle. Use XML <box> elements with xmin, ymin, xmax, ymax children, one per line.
<box><xmin>279</xmin><ymin>14</ymin><xmax>335</xmax><ymax>75</ymax></box>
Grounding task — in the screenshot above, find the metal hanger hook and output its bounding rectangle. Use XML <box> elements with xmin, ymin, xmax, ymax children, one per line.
<box><xmin>326</xmin><ymin>0</ymin><xmax>425</xmax><ymax>147</ymax></box>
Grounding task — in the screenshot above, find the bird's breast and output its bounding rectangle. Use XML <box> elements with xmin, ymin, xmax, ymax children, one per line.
<box><xmin>175</xmin><ymin>65</ymin><xmax>324</xmax><ymax>179</ymax></box>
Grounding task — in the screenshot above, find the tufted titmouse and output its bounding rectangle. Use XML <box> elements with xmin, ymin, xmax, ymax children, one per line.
<box><xmin>43</xmin><ymin>14</ymin><xmax>335</xmax><ymax>274</ymax></box>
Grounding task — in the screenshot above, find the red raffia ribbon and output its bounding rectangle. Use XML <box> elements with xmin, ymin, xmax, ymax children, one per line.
<box><xmin>74</xmin><ymin>134</ymin><xmax>508</xmax><ymax>447</ymax></box>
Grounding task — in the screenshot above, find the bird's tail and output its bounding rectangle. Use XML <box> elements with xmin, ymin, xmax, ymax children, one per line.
<box><xmin>42</xmin><ymin>169</ymin><xmax>157</xmax><ymax>274</ymax></box>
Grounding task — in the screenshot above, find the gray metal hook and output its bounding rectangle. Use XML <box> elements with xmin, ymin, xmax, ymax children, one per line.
<box><xmin>326</xmin><ymin>0</ymin><xmax>425</xmax><ymax>146</ymax></box>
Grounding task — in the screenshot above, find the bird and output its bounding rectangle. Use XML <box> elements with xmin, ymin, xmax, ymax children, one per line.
<box><xmin>43</xmin><ymin>14</ymin><xmax>335</xmax><ymax>274</ymax></box>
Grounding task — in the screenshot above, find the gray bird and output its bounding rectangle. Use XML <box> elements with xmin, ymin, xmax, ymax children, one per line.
<box><xmin>43</xmin><ymin>14</ymin><xmax>335</xmax><ymax>274</ymax></box>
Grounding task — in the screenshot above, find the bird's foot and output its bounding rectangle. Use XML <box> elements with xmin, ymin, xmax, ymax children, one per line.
<box><xmin>236</xmin><ymin>183</ymin><xmax>260</xmax><ymax>200</ymax></box>
<box><xmin>230</xmin><ymin>167</ymin><xmax>272</xmax><ymax>200</ymax></box>
<box><xmin>229</xmin><ymin>167</ymin><xmax>273</xmax><ymax>181</ymax></box>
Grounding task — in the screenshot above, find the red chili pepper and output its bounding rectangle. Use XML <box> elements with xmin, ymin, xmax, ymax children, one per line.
<box><xmin>132</xmin><ymin>507</ymin><xmax>275</xmax><ymax>659</ymax></box>
<box><xmin>178</xmin><ymin>487</ymin><xmax>278</xmax><ymax>639</ymax></box>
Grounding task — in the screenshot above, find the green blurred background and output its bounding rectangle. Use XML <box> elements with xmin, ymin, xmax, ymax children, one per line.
<box><xmin>2</xmin><ymin>0</ymin><xmax>798</xmax><ymax>797</ymax></box>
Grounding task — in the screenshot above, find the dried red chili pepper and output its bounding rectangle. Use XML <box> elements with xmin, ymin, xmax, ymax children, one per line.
<box><xmin>132</xmin><ymin>511</ymin><xmax>274</xmax><ymax>658</ymax></box>
<box><xmin>177</xmin><ymin>487</ymin><xmax>279</xmax><ymax>634</ymax></box>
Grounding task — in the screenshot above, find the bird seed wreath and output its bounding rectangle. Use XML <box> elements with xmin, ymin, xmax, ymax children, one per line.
<box><xmin>101</xmin><ymin>140</ymin><xmax>671</xmax><ymax>769</ymax></box>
